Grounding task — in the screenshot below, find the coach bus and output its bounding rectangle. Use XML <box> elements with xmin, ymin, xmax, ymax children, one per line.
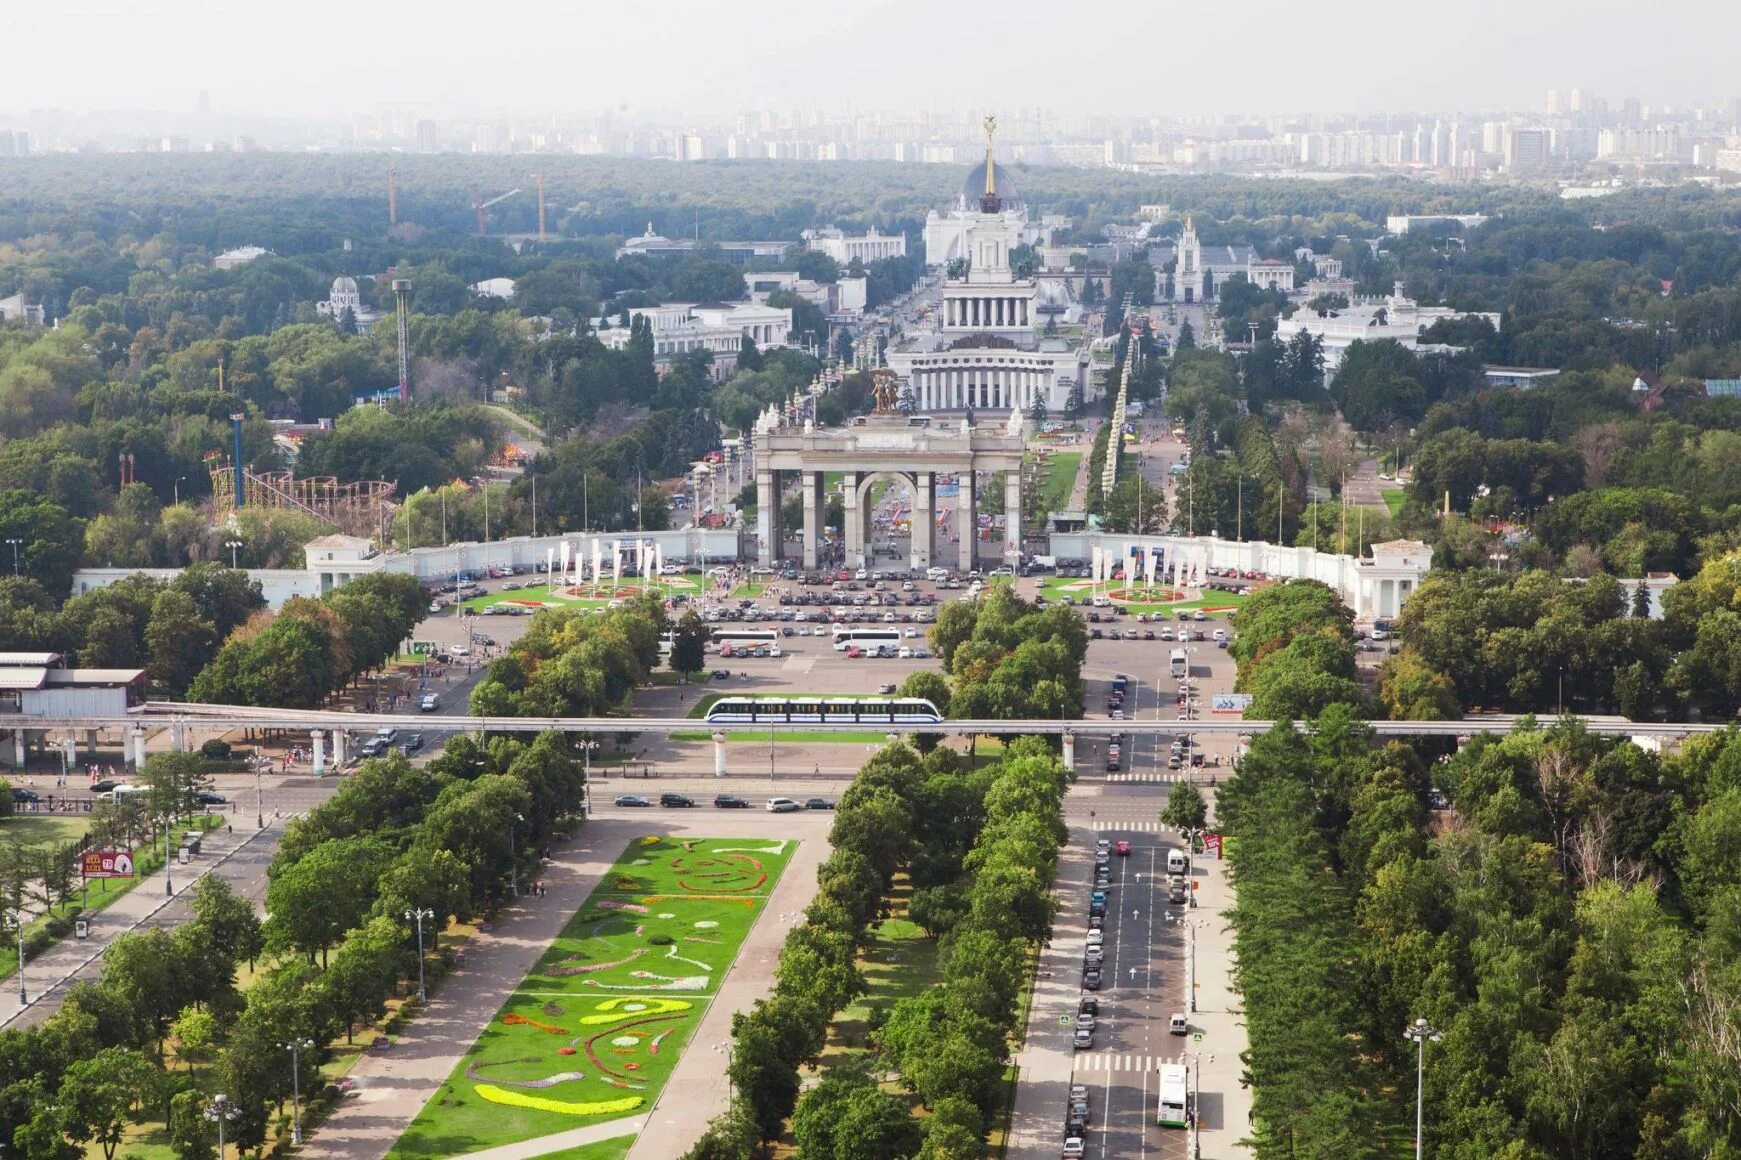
<box><xmin>1169</xmin><ymin>647</ymin><xmax>1189</xmax><ymax>679</ymax></box>
<box><xmin>832</xmin><ymin>627</ymin><xmax>903</xmax><ymax>653</ymax></box>
<box><xmin>715</xmin><ymin>628</ymin><xmax>781</xmax><ymax>657</ymax></box>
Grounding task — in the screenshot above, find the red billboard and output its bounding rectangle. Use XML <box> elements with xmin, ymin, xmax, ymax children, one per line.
<box><xmin>81</xmin><ymin>848</ymin><xmax>136</xmax><ymax>878</ymax></box>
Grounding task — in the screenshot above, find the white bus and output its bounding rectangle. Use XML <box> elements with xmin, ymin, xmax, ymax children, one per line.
<box><xmin>1169</xmin><ymin>647</ymin><xmax>1189</xmax><ymax>679</ymax></box>
<box><xmin>833</xmin><ymin>627</ymin><xmax>902</xmax><ymax>653</ymax></box>
<box><xmin>716</xmin><ymin>629</ymin><xmax>782</xmax><ymax>657</ymax></box>
<box><xmin>1157</xmin><ymin>1063</ymin><xmax>1189</xmax><ymax>1128</ymax></box>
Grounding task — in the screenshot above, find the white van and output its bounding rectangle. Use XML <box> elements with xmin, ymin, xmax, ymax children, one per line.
<box><xmin>109</xmin><ymin>785</ymin><xmax>150</xmax><ymax>802</ymax></box>
<box><xmin>1166</xmin><ymin>848</ymin><xmax>1188</xmax><ymax>875</ymax></box>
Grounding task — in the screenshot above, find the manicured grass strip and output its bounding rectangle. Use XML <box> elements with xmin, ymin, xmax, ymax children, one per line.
<box><xmin>1381</xmin><ymin>489</ymin><xmax>1406</xmax><ymax>518</ymax></box>
<box><xmin>389</xmin><ymin>836</ymin><xmax>792</xmax><ymax>1159</ymax></box>
<box><xmin>1038</xmin><ymin>452</ymin><xmax>1081</xmax><ymax>512</ymax></box>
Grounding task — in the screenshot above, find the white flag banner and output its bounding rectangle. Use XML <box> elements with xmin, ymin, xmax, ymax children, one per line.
<box><xmin>558</xmin><ymin>540</ymin><xmax>570</xmax><ymax>584</ymax></box>
<box><xmin>591</xmin><ymin>539</ymin><xmax>602</xmax><ymax>586</ymax></box>
<box><xmin>1145</xmin><ymin>549</ymin><xmax>1158</xmax><ymax>587</ymax></box>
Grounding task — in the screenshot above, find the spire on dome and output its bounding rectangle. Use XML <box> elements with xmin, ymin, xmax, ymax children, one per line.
<box><xmin>979</xmin><ymin>115</ymin><xmax>1001</xmax><ymax>214</ymax></box>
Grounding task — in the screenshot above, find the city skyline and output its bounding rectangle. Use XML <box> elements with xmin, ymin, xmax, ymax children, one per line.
<box><xmin>5</xmin><ymin>0</ymin><xmax>1741</xmax><ymax>121</ymax></box>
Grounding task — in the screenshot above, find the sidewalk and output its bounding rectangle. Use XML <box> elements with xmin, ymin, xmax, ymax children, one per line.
<box><xmin>0</xmin><ymin>820</ymin><xmax>283</xmax><ymax>1030</ymax></box>
<box><xmin>1005</xmin><ymin>822</ymin><xmax>1096</xmax><ymax>1154</ymax></box>
<box><xmin>1187</xmin><ymin>847</ymin><xmax>1251</xmax><ymax>1157</ymax></box>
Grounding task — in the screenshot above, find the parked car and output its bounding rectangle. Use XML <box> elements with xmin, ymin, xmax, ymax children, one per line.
<box><xmin>712</xmin><ymin>669</ymin><xmax>731</xmax><ymax>680</ymax></box>
<box><xmin>804</xmin><ymin>797</ymin><xmax>835</xmax><ymax>810</ymax></box>
<box><xmin>767</xmin><ymin>797</ymin><xmax>802</xmax><ymax>813</ymax></box>
<box><xmin>713</xmin><ymin>794</ymin><xmax>751</xmax><ymax>808</ymax></box>
<box><xmin>1072</xmin><ymin>1027</ymin><xmax>1094</xmax><ymax>1050</ymax></box>
<box><xmin>614</xmin><ymin>794</ymin><xmax>652</xmax><ymax>807</ymax></box>
<box><xmin>659</xmin><ymin>793</ymin><xmax>696</xmax><ymax>808</ymax></box>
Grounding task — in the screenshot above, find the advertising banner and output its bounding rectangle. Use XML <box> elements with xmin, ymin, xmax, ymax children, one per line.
<box><xmin>81</xmin><ymin>848</ymin><xmax>135</xmax><ymax>878</ymax></box>
<box><xmin>1211</xmin><ymin>693</ymin><xmax>1255</xmax><ymax>714</ymax></box>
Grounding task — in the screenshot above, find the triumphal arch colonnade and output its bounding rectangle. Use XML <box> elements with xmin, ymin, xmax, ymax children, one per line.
<box><xmin>753</xmin><ymin>381</ymin><xmax>1027</xmax><ymax>572</ymax></box>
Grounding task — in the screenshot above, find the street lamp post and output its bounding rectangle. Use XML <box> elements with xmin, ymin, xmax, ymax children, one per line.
<box><xmin>280</xmin><ymin>1038</ymin><xmax>315</xmax><ymax>1144</ymax></box>
<box><xmin>4</xmin><ymin>539</ymin><xmax>20</xmax><ymax>575</ymax></box>
<box><xmin>405</xmin><ymin>907</ymin><xmax>434</xmax><ymax>1003</ymax></box>
<box><xmin>225</xmin><ymin>540</ymin><xmax>243</xmax><ymax>569</ymax></box>
<box><xmin>1404</xmin><ymin>1018</ymin><xmax>1442</xmax><ymax>1160</ymax></box>
<box><xmin>173</xmin><ymin>476</ymin><xmax>187</xmax><ymax>506</ymax></box>
<box><xmin>255</xmin><ymin>755</ymin><xmax>264</xmax><ymax>830</ymax></box>
<box><xmin>165</xmin><ymin>808</ymin><xmax>175</xmax><ymax>897</ymax></box>
<box><xmin>578</xmin><ymin>739</ymin><xmax>598</xmax><ymax>816</ymax></box>
<box><xmin>205</xmin><ymin>1092</ymin><xmax>239</xmax><ymax>1157</ymax></box>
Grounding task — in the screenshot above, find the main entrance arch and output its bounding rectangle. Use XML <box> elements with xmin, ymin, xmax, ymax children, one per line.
<box><xmin>755</xmin><ymin>411</ymin><xmax>1025</xmax><ymax>572</ymax></box>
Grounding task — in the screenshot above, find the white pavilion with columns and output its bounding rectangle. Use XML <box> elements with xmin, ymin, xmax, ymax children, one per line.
<box><xmin>886</xmin><ymin>118</ymin><xmax>1092</xmax><ymax>414</ymax></box>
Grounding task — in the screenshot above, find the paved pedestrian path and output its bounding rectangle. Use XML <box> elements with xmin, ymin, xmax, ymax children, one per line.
<box><xmin>450</xmin><ymin>1118</ymin><xmax>644</xmax><ymax>1160</ymax></box>
<box><xmin>0</xmin><ymin>819</ymin><xmax>284</xmax><ymax>1030</ymax></box>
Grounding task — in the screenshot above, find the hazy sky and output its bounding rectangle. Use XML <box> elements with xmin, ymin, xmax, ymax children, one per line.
<box><xmin>6</xmin><ymin>0</ymin><xmax>1739</xmax><ymax>120</ymax></box>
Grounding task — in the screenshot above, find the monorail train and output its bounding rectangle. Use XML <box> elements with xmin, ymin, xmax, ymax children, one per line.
<box><xmin>703</xmin><ymin>696</ymin><xmax>943</xmax><ymax>725</ymax></box>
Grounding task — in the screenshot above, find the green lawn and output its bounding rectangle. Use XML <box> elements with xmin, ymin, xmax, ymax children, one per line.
<box><xmin>1380</xmin><ymin>489</ymin><xmax>1406</xmax><ymax>518</ymax></box>
<box><xmin>539</xmin><ymin>1142</ymin><xmax>635</xmax><ymax>1160</ymax></box>
<box><xmin>1038</xmin><ymin>576</ymin><xmax>1250</xmax><ymax>616</ymax></box>
<box><xmin>1037</xmin><ymin>452</ymin><xmax>1081</xmax><ymax>512</ymax></box>
<box><xmin>812</xmin><ymin>888</ymin><xmax>942</xmax><ymax>1068</ymax></box>
<box><xmin>0</xmin><ymin>814</ymin><xmax>88</xmax><ymax>850</ymax></box>
<box><xmin>389</xmin><ymin>836</ymin><xmax>793</xmax><ymax>1159</ymax></box>
<box><xmin>458</xmin><ymin>579</ymin><xmax>697</xmax><ymax>614</ymax></box>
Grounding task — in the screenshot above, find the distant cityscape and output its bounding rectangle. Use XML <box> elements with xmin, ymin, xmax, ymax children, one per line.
<box><xmin>7</xmin><ymin>89</ymin><xmax>1741</xmax><ymax>182</ymax></box>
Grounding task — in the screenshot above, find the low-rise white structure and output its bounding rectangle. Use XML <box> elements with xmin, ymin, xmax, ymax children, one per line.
<box><xmin>1044</xmin><ymin>533</ymin><xmax>1435</xmax><ymax>620</ymax></box>
<box><xmin>803</xmin><ymin>226</ymin><xmax>906</xmax><ymax>265</ymax></box>
<box><xmin>315</xmin><ymin>276</ymin><xmax>382</xmax><ymax>331</ymax></box>
<box><xmin>1274</xmin><ymin>284</ymin><xmax>1501</xmax><ymax>375</ymax></box>
<box><xmin>596</xmin><ymin>302</ymin><xmax>793</xmax><ymax>378</ymax></box>
<box><xmin>1385</xmin><ymin>214</ymin><xmax>1489</xmax><ymax>235</ymax></box>
<box><xmin>470</xmin><ymin>277</ymin><xmax>517</xmax><ymax>300</ymax></box>
<box><xmin>214</xmin><ymin>245</ymin><xmax>273</xmax><ymax>270</ymax></box>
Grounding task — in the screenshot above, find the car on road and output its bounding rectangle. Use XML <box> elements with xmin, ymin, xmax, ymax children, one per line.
<box><xmin>1077</xmin><ymin>998</ymin><xmax>1097</xmax><ymax>1017</ymax></box>
<box><xmin>659</xmin><ymin>793</ymin><xmax>696</xmax><ymax>808</ymax></box>
<box><xmin>1075</xmin><ymin>1011</ymin><xmax>1096</xmax><ymax>1031</ymax></box>
<box><xmin>713</xmin><ymin>794</ymin><xmax>751</xmax><ymax>809</ymax></box>
<box><xmin>420</xmin><ymin>693</ymin><xmax>440</xmax><ymax>712</ymax></box>
<box><xmin>711</xmin><ymin>669</ymin><xmax>731</xmax><ymax>680</ymax></box>
<box><xmin>89</xmin><ymin>779</ymin><xmax>123</xmax><ymax>795</ymax></box>
<box><xmin>1072</xmin><ymin>1028</ymin><xmax>1094</xmax><ymax>1050</ymax></box>
<box><xmin>1170</xmin><ymin>1013</ymin><xmax>1190</xmax><ymax>1036</ymax></box>
<box><xmin>803</xmin><ymin>797</ymin><xmax>836</xmax><ymax>811</ymax></box>
<box><xmin>399</xmin><ymin>735</ymin><xmax>425</xmax><ymax>754</ymax></box>
<box><xmin>1086</xmin><ymin>929</ymin><xmax>1104</xmax><ymax>947</ymax></box>
<box><xmin>11</xmin><ymin>788</ymin><xmax>39</xmax><ymax>804</ymax></box>
<box><xmin>1063</xmin><ymin>1137</ymin><xmax>1086</xmax><ymax>1158</ymax></box>
<box><xmin>614</xmin><ymin>794</ymin><xmax>652</xmax><ymax>807</ymax></box>
<box><xmin>1105</xmin><ymin>758</ymin><xmax>1120</xmax><ymax>772</ymax></box>
<box><xmin>1115</xmin><ymin>839</ymin><xmax>1132</xmax><ymax>855</ymax></box>
<box><xmin>1169</xmin><ymin>878</ymin><xmax>1188</xmax><ymax>903</ymax></box>
<box><xmin>1083</xmin><ymin>946</ymin><xmax>1104</xmax><ymax>964</ymax></box>
<box><xmin>767</xmin><ymin>797</ymin><xmax>802</xmax><ymax>813</ymax></box>
<box><xmin>1083</xmin><ymin>968</ymin><xmax>1102</xmax><ymax>990</ymax></box>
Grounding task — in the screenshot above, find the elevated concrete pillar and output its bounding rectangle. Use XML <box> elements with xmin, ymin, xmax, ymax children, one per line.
<box><xmin>1062</xmin><ymin>731</ymin><xmax>1076</xmax><ymax>769</ymax></box>
<box><xmin>957</xmin><ymin>472</ymin><xmax>976</xmax><ymax>572</ymax></box>
<box><xmin>311</xmin><ymin>730</ymin><xmax>326</xmax><ymax>777</ymax></box>
<box><xmin>801</xmin><ymin>471</ymin><xmax>822</xmax><ymax>570</ymax></box>
<box><xmin>913</xmin><ymin>472</ymin><xmax>934</xmax><ymax>569</ymax></box>
<box><xmin>713</xmin><ymin>731</ymin><xmax>727</xmax><ymax>777</ymax></box>
<box><xmin>170</xmin><ymin>723</ymin><xmax>184</xmax><ymax>753</ymax></box>
<box><xmin>756</xmin><ymin>469</ymin><xmax>774</xmax><ymax>567</ymax></box>
<box><xmin>130</xmin><ymin>726</ymin><xmax>147</xmax><ymax>770</ymax></box>
<box><xmin>843</xmin><ymin>472</ymin><xmax>863</xmax><ymax>569</ymax></box>
<box><xmin>333</xmin><ymin>730</ymin><xmax>347</xmax><ymax>767</ymax></box>
<box><xmin>1005</xmin><ymin>470</ymin><xmax>1023</xmax><ymax>565</ymax></box>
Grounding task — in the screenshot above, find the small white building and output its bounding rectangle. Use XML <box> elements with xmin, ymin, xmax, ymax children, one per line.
<box><xmin>0</xmin><ymin>293</ymin><xmax>45</xmax><ymax>325</ymax></box>
<box><xmin>315</xmin><ymin>277</ymin><xmax>382</xmax><ymax>331</ymax></box>
<box><xmin>804</xmin><ymin>226</ymin><xmax>906</xmax><ymax>266</ymax></box>
<box><xmin>305</xmin><ymin>534</ymin><xmax>386</xmax><ymax>594</ymax></box>
<box><xmin>1273</xmin><ymin>284</ymin><xmax>1501</xmax><ymax>376</ymax></box>
<box><xmin>597</xmin><ymin>302</ymin><xmax>793</xmax><ymax>379</ymax></box>
<box><xmin>471</xmin><ymin>277</ymin><xmax>517</xmax><ymax>300</ymax></box>
<box><xmin>214</xmin><ymin>245</ymin><xmax>273</xmax><ymax>270</ymax></box>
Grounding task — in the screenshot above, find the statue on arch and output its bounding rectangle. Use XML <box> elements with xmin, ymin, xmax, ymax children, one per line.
<box><xmin>871</xmin><ymin>368</ymin><xmax>901</xmax><ymax>413</ymax></box>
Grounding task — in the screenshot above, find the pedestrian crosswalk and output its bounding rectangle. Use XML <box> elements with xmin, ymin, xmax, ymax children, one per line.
<box><xmin>1078</xmin><ymin>819</ymin><xmax>1166</xmax><ymax>833</ymax></box>
<box><xmin>1103</xmin><ymin>772</ymin><xmax>1191</xmax><ymax>783</ymax></box>
<box><xmin>1073</xmin><ymin>1053</ymin><xmax>1193</xmax><ymax>1072</ymax></box>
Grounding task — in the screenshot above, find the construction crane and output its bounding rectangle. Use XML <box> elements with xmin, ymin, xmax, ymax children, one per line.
<box><xmin>469</xmin><ymin>187</ymin><xmax>520</xmax><ymax>236</ymax></box>
<box><xmin>388</xmin><ymin>165</ymin><xmax>399</xmax><ymax>227</ymax></box>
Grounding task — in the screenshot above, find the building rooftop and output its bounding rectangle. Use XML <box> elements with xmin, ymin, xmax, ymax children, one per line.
<box><xmin>43</xmin><ymin>669</ymin><xmax>146</xmax><ymax>686</ymax></box>
<box><xmin>0</xmin><ymin>652</ymin><xmax>63</xmax><ymax>668</ymax></box>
